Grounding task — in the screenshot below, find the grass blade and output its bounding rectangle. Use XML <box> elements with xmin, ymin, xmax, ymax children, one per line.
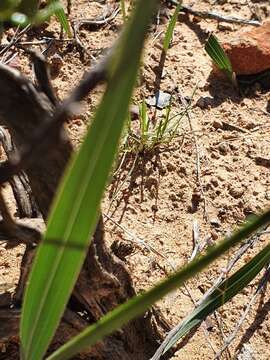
<box><xmin>47</xmin><ymin>210</ymin><xmax>270</xmax><ymax>360</ymax></box>
<box><xmin>163</xmin><ymin>3</ymin><xmax>181</xmax><ymax>52</ymax></box>
<box><xmin>152</xmin><ymin>243</ymin><xmax>270</xmax><ymax>359</ymax></box>
<box><xmin>20</xmin><ymin>1</ymin><xmax>158</xmax><ymax>359</ymax></box>
<box><xmin>205</xmin><ymin>34</ymin><xmax>233</xmax><ymax>80</ymax></box>
<box><xmin>49</xmin><ymin>0</ymin><xmax>72</xmax><ymax>37</ymax></box>
<box><xmin>139</xmin><ymin>100</ymin><xmax>149</xmax><ymax>137</ymax></box>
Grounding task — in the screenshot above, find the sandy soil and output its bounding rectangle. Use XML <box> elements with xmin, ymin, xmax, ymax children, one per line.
<box><xmin>1</xmin><ymin>1</ymin><xmax>270</xmax><ymax>359</ymax></box>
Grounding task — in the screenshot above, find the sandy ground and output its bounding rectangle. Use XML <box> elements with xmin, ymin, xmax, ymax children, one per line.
<box><xmin>1</xmin><ymin>0</ymin><xmax>270</xmax><ymax>359</ymax></box>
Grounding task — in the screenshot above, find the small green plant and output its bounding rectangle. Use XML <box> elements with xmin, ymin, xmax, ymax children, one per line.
<box><xmin>48</xmin><ymin>0</ymin><xmax>72</xmax><ymax>37</ymax></box>
<box><xmin>163</xmin><ymin>2</ymin><xmax>181</xmax><ymax>53</ymax></box>
<box><xmin>205</xmin><ymin>34</ymin><xmax>236</xmax><ymax>85</ymax></box>
<box><xmin>123</xmin><ymin>98</ymin><xmax>187</xmax><ymax>153</ymax></box>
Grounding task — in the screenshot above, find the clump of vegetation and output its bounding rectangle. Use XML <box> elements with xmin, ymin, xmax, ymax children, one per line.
<box><xmin>122</xmin><ymin>99</ymin><xmax>186</xmax><ymax>154</ymax></box>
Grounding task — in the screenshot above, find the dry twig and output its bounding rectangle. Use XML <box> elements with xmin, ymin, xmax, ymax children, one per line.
<box><xmin>167</xmin><ymin>1</ymin><xmax>261</xmax><ymax>26</ymax></box>
<box><xmin>179</xmin><ymin>88</ymin><xmax>209</xmax><ymax>220</ymax></box>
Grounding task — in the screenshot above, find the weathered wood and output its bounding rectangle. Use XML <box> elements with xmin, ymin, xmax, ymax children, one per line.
<box><xmin>0</xmin><ymin>64</ymin><xmax>72</xmax><ymax>217</ymax></box>
<box><xmin>0</xmin><ymin>127</ymin><xmax>40</xmax><ymax>218</ymax></box>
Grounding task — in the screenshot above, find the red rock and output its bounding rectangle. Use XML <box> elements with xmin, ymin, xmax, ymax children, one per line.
<box><xmin>223</xmin><ymin>20</ymin><xmax>270</xmax><ymax>75</ymax></box>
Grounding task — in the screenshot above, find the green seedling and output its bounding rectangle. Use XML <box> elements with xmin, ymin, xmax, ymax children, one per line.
<box><xmin>48</xmin><ymin>0</ymin><xmax>72</xmax><ymax>37</ymax></box>
<box><xmin>123</xmin><ymin>92</ymin><xmax>197</xmax><ymax>154</ymax></box>
<box><xmin>139</xmin><ymin>99</ymin><xmax>150</xmax><ymax>144</ymax></box>
<box><xmin>163</xmin><ymin>2</ymin><xmax>181</xmax><ymax>52</ymax></box>
<box><xmin>205</xmin><ymin>34</ymin><xmax>237</xmax><ymax>86</ymax></box>
<box><xmin>124</xmin><ymin>99</ymin><xmax>181</xmax><ymax>153</ymax></box>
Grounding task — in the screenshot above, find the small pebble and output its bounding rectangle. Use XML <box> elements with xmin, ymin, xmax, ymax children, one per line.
<box><xmin>146</xmin><ymin>90</ymin><xmax>171</xmax><ymax>109</ymax></box>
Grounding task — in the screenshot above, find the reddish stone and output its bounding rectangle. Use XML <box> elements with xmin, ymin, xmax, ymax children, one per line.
<box><xmin>223</xmin><ymin>20</ymin><xmax>270</xmax><ymax>75</ymax></box>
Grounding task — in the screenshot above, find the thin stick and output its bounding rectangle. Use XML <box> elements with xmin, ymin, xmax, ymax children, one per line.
<box><xmin>178</xmin><ymin>88</ymin><xmax>209</xmax><ymax>221</ymax></box>
<box><xmin>168</xmin><ymin>1</ymin><xmax>261</xmax><ymax>27</ymax></box>
<box><xmin>0</xmin><ymin>38</ymin><xmax>74</xmax><ymax>47</ymax></box>
<box><xmin>189</xmin><ymin>219</ymin><xmax>200</xmax><ymax>261</ymax></box>
<box><xmin>74</xmin><ymin>7</ymin><xmax>120</xmax><ymax>30</ymax></box>
<box><xmin>0</xmin><ymin>25</ymin><xmax>31</xmax><ymax>57</ymax></box>
<box><xmin>1</xmin><ymin>25</ymin><xmax>20</xmax><ymax>63</ymax></box>
<box><xmin>72</xmin><ymin>6</ymin><xmax>120</xmax><ymax>51</ymax></box>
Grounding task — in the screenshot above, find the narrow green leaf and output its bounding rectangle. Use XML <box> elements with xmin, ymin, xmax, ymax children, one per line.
<box><xmin>20</xmin><ymin>1</ymin><xmax>158</xmax><ymax>360</ymax></box>
<box><xmin>152</xmin><ymin>243</ymin><xmax>270</xmax><ymax>359</ymax></box>
<box><xmin>163</xmin><ymin>2</ymin><xmax>181</xmax><ymax>52</ymax></box>
<box><xmin>139</xmin><ymin>100</ymin><xmax>149</xmax><ymax>136</ymax></box>
<box><xmin>47</xmin><ymin>210</ymin><xmax>270</xmax><ymax>360</ymax></box>
<box><xmin>205</xmin><ymin>34</ymin><xmax>233</xmax><ymax>79</ymax></box>
<box><xmin>49</xmin><ymin>0</ymin><xmax>72</xmax><ymax>37</ymax></box>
